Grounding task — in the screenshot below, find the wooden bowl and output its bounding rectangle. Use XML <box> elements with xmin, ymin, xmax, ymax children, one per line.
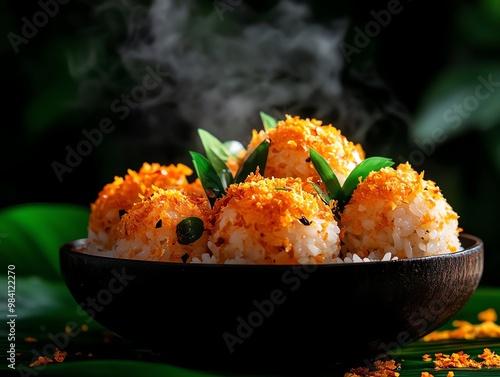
<box><xmin>59</xmin><ymin>233</ymin><xmax>483</xmax><ymax>374</ymax></box>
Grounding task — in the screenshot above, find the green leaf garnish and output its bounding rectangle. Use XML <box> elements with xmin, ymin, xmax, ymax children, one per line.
<box><xmin>309</xmin><ymin>181</ymin><xmax>331</xmax><ymax>207</ymax></box>
<box><xmin>309</xmin><ymin>148</ymin><xmax>342</xmax><ymax>200</ymax></box>
<box><xmin>176</xmin><ymin>217</ymin><xmax>205</xmax><ymax>245</ymax></box>
<box><xmin>339</xmin><ymin>157</ymin><xmax>394</xmax><ymax>202</ymax></box>
<box><xmin>191</xmin><ymin>128</ymin><xmax>270</xmax><ymax>207</ymax></box>
<box><xmin>189</xmin><ymin>151</ymin><xmax>226</xmax><ymax>207</ymax></box>
<box><xmin>260</xmin><ymin>111</ymin><xmax>278</xmax><ymax>131</ymax></box>
<box><xmin>197</xmin><ymin>129</ymin><xmax>234</xmax><ymax>187</ymax></box>
<box><xmin>309</xmin><ymin>148</ymin><xmax>394</xmax><ymax>213</ymax></box>
<box><xmin>234</xmin><ymin>139</ymin><xmax>270</xmax><ymax>183</ymax></box>
<box><xmin>198</xmin><ymin>128</ymin><xmax>232</xmax><ymax>162</ymax></box>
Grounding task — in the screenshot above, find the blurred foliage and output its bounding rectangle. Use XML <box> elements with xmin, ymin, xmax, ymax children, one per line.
<box><xmin>1</xmin><ymin>0</ymin><xmax>500</xmax><ymax>285</ymax></box>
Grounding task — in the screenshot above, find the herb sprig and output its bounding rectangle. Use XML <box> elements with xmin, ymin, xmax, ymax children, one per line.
<box><xmin>309</xmin><ymin>148</ymin><xmax>394</xmax><ymax>216</ymax></box>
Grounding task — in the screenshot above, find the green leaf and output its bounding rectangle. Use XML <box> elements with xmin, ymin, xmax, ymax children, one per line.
<box><xmin>308</xmin><ymin>148</ymin><xmax>342</xmax><ymax>200</ymax></box>
<box><xmin>260</xmin><ymin>111</ymin><xmax>278</xmax><ymax>131</ymax></box>
<box><xmin>0</xmin><ymin>203</ymin><xmax>89</xmax><ymax>281</ymax></box>
<box><xmin>197</xmin><ymin>129</ymin><xmax>234</xmax><ymax>187</ymax></box>
<box><xmin>310</xmin><ymin>182</ymin><xmax>331</xmax><ymax>206</ymax></box>
<box><xmin>176</xmin><ymin>217</ymin><xmax>205</xmax><ymax>245</ymax></box>
<box><xmin>339</xmin><ymin>157</ymin><xmax>394</xmax><ymax>202</ymax></box>
<box><xmin>198</xmin><ymin>129</ymin><xmax>231</xmax><ymax>162</ymax></box>
<box><xmin>234</xmin><ymin>139</ymin><xmax>270</xmax><ymax>183</ymax></box>
<box><xmin>189</xmin><ymin>151</ymin><xmax>226</xmax><ymax>207</ymax></box>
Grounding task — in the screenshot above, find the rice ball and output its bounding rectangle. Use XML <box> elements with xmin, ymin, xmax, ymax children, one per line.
<box><xmin>205</xmin><ymin>173</ymin><xmax>341</xmax><ymax>264</ymax></box>
<box><xmin>340</xmin><ymin>162</ymin><xmax>462</xmax><ymax>260</ymax></box>
<box><xmin>88</xmin><ymin>162</ymin><xmax>203</xmax><ymax>250</ymax></box>
<box><xmin>112</xmin><ymin>186</ymin><xmax>212</xmax><ymax>263</ymax></box>
<box><xmin>245</xmin><ymin>114</ymin><xmax>365</xmax><ymax>185</ymax></box>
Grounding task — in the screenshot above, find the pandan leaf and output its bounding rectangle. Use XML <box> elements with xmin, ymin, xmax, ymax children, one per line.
<box><xmin>260</xmin><ymin>111</ymin><xmax>278</xmax><ymax>131</ymax></box>
<box><xmin>189</xmin><ymin>151</ymin><xmax>226</xmax><ymax>207</ymax></box>
<box><xmin>309</xmin><ymin>148</ymin><xmax>394</xmax><ymax>213</ymax></box>
<box><xmin>234</xmin><ymin>139</ymin><xmax>270</xmax><ymax>183</ymax></box>
<box><xmin>338</xmin><ymin>157</ymin><xmax>394</xmax><ymax>202</ymax></box>
<box><xmin>176</xmin><ymin>217</ymin><xmax>205</xmax><ymax>245</ymax></box>
<box><xmin>198</xmin><ymin>128</ymin><xmax>232</xmax><ymax>162</ymax></box>
<box><xmin>309</xmin><ymin>148</ymin><xmax>342</xmax><ymax>200</ymax></box>
<box><xmin>197</xmin><ymin>129</ymin><xmax>234</xmax><ymax>187</ymax></box>
<box><xmin>310</xmin><ymin>182</ymin><xmax>330</xmax><ymax>206</ymax></box>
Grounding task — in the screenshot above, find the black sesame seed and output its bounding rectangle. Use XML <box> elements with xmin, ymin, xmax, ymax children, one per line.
<box><xmin>155</xmin><ymin>219</ymin><xmax>163</xmax><ymax>229</ymax></box>
<box><xmin>298</xmin><ymin>215</ymin><xmax>312</xmax><ymax>226</ymax></box>
<box><xmin>181</xmin><ymin>253</ymin><xmax>189</xmax><ymax>263</ymax></box>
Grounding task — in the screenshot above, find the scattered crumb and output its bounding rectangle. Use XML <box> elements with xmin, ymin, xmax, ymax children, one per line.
<box><xmin>423</xmin><ymin>348</ymin><xmax>500</xmax><ymax>370</ymax></box>
<box><xmin>53</xmin><ymin>349</ymin><xmax>67</xmax><ymax>363</ymax></box>
<box><xmin>344</xmin><ymin>359</ymin><xmax>401</xmax><ymax>377</ymax></box>
<box><xmin>29</xmin><ymin>356</ymin><xmax>53</xmax><ymax>367</ymax></box>
<box><xmin>433</xmin><ymin>351</ymin><xmax>482</xmax><ymax>369</ymax></box>
<box><xmin>29</xmin><ymin>348</ymin><xmax>67</xmax><ymax>367</ymax></box>
<box><xmin>423</xmin><ymin>308</ymin><xmax>500</xmax><ymax>341</ymax></box>
<box><xmin>24</xmin><ymin>337</ymin><xmax>37</xmax><ymax>342</ymax></box>
<box><xmin>478</xmin><ymin>348</ymin><xmax>500</xmax><ymax>367</ymax></box>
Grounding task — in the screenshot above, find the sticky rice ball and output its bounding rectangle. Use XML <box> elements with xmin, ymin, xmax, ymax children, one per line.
<box><xmin>340</xmin><ymin>162</ymin><xmax>462</xmax><ymax>261</ymax></box>
<box><xmin>205</xmin><ymin>173</ymin><xmax>341</xmax><ymax>264</ymax></box>
<box><xmin>88</xmin><ymin>162</ymin><xmax>204</xmax><ymax>250</ymax></box>
<box><xmin>112</xmin><ymin>186</ymin><xmax>212</xmax><ymax>263</ymax></box>
<box><xmin>245</xmin><ymin>114</ymin><xmax>365</xmax><ymax>185</ymax></box>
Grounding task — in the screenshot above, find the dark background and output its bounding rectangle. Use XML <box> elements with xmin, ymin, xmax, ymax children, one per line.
<box><xmin>2</xmin><ymin>0</ymin><xmax>500</xmax><ymax>285</ymax></box>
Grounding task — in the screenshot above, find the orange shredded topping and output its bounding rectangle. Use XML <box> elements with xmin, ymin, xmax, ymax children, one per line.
<box><xmin>432</xmin><ymin>351</ymin><xmax>483</xmax><ymax>369</ymax></box>
<box><xmin>340</xmin><ymin>162</ymin><xmax>461</xmax><ymax>258</ymax></box>
<box><xmin>246</xmin><ymin>114</ymin><xmax>365</xmax><ymax>186</ymax></box>
<box><xmin>423</xmin><ymin>308</ymin><xmax>500</xmax><ymax>341</ymax></box>
<box><xmin>478</xmin><ymin>348</ymin><xmax>500</xmax><ymax>367</ymax></box>
<box><xmin>29</xmin><ymin>356</ymin><xmax>53</xmax><ymax>367</ymax></box>
<box><xmin>422</xmin><ymin>354</ymin><xmax>432</xmax><ymax>362</ymax></box>
<box><xmin>113</xmin><ymin>185</ymin><xmax>212</xmax><ymax>262</ymax></box>
<box><xmin>344</xmin><ymin>359</ymin><xmax>401</xmax><ymax>377</ymax></box>
<box><xmin>24</xmin><ymin>337</ymin><xmax>37</xmax><ymax>342</ymax></box>
<box><xmin>53</xmin><ymin>349</ymin><xmax>67</xmax><ymax>363</ymax></box>
<box><xmin>422</xmin><ymin>348</ymin><xmax>500</xmax><ymax>370</ymax></box>
<box><xmin>88</xmin><ymin>162</ymin><xmax>204</xmax><ymax>249</ymax></box>
<box><xmin>29</xmin><ymin>348</ymin><xmax>67</xmax><ymax>367</ymax></box>
<box><xmin>209</xmin><ymin>173</ymin><xmax>338</xmax><ymax>264</ymax></box>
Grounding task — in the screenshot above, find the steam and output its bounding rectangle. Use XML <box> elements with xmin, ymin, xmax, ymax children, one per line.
<box><xmin>116</xmin><ymin>0</ymin><xmax>349</xmax><ymax>143</ymax></box>
<box><xmin>67</xmin><ymin>0</ymin><xmax>411</xmax><ymax>159</ymax></box>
